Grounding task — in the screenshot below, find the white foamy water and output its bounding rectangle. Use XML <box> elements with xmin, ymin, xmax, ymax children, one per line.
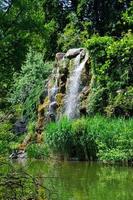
<box><xmin>65</xmin><ymin>51</ymin><xmax>88</xmax><ymax>118</ymax></box>
<box><xmin>48</xmin><ymin>67</ymin><xmax>59</xmax><ymax>101</ymax></box>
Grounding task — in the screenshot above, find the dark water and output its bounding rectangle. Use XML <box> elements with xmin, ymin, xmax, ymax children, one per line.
<box><xmin>16</xmin><ymin>160</ymin><xmax>133</xmax><ymax>200</ymax></box>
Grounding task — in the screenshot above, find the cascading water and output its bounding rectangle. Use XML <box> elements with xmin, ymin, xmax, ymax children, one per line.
<box><xmin>48</xmin><ymin>67</ymin><xmax>59</xmax><ymax>100</ymax></box>
<box><xmin>48</xmin><ymin>67</ymin><xmax>59</xmax><ymax>120</ymax></box>
<box><xmin>65</xmin><ymin>50</ymin><xmax>88</xmax><ymax>119</ymax></box>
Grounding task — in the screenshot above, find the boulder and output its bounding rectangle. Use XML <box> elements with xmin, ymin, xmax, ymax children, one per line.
<box><xmin>49</xmin><ymin>101</ymin><xmax>58</xmax><ymax>111</ymax></box>
<box><xmin>13</xmin><ymin>118</ymin><xmax>27</xmax><ymax>135</ymax></box>
<box><xmin>56</xmin><ymin>52</ymin><xmax>65</xmax><ymax>61</ymax></box>
<box><xmin>65</xmin><ymin>48</ymin><xmax>84</xmax><ymax>59</ymax></box>
<box><xmin>9</xmin><ymin>150</ymin><xmax>27</xmax><ymax>159</ymax></box>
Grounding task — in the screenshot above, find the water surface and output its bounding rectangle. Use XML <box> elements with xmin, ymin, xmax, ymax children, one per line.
<box><xmin>20</xmin><ymin>160</ymin><xmax>133</xmax><ymax>200</ymax></box>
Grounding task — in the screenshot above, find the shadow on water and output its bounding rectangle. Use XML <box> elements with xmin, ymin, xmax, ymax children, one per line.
<box><xmin>0</xmin><ymin>159</ymin><xmax>133</xmax><ymax>200</ymax></box>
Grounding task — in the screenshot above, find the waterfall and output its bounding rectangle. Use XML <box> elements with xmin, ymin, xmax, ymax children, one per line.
<box><xmin>48</xmin><ymin>67</ymin><xmax>59</xmax><ymax>101</ymax></box>
<box><xmin>48</xmin><ymin>67</ymin><xmax>59</xmax><ymax>120</ymax></box>
<box><xmin>65</xmin><ymin>50</ymin><xmax>88</xmax><ymax>119</ymax></box>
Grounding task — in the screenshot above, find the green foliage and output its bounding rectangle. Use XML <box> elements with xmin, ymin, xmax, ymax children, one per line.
<box><xmin>77</xmin><ymin>0</ymin><xmax>131</xmax><ymax>35</ymax></box>
<box><xmin>1</xmin><ymin>0</ymin><xmax>133</xmax><ymax>114</ymax></box>
<box><xmin>96</xmin><ymin>117</ymin><xmax>133</xmax><ymax>162</ymax></box>
<box><xmin>71</xmin><ymin>117</ymin><xmax>98</xmax><ymax>160</ymax></box>
<box><xmin>42</xmin><ymin>0</ymin><xmax>69</xmax><ymax>59</ymax></box>
<box><xmin>0</xmin><ymin>116</ymin><xmax>15</xmax><ymax>155</ymax></box>
<box><xmin>27</xmin><ymin>121</ymin><xmax>36</xmax><ymax>134</ymax></box>
<box><xmin>43</xmin><ymin>19</ymin><xmax>58</xmax><ymax>60</ymax></box>
<box><xmin>0</xmin><ymin>110</ymin><xmax>28</xmax><ymax>155</ymax></box>
<box><xmin>105</xmin><ymin>86</ymin><xmax>133</xmax><ymax>117</ymax></box>
<box><xmin>58</xmin><ymin>13</ymin><xmax>81</xmax><ymax>51</ymax></box>
<box><xmin>122</xmin><ymin>1</ymin><xmax>133</xmax><ymax>30</ymax></box>
<box><xmin>45</xmin><ymin>117</ymin><xmax>72</xmax><ymax>156</ymax></box>
<box><xmin>104</xmin><ymin>33</ymin><xmax>133</xmax><ymax>116</ymax></box>
<box><xmin>0</xmin><ymin>0</ymin><xmax>45</xmax><ymax>108</ymax></box>
<box><xmin>85</xmin><ymin>33</ymin><xmax>133</xmax><ymax>116</ymax></box>
<box><xmin>27</xmin><ymin>143</ymin><xmax>49</xmax><ymax>159</ymax></box>
<box><xmin>85</xmin><ymin>35</ymin><xmax>114</xmax><ymax>81</ymax></box>
<box><xmin>105</xmin><ymin>32</ymin><xmax>133</xmax><ymax>84</ymax></box>
<box><xmin>58</xmin><ymin>13</ymin><xmax>92</xmax><ymax>51</ymax></box>
<box><xmin>45</xmin><ymin>116</ymin><xmax>133</xmax><ymax>162</ymax></box>
<box><xmin>0</xmin><ymin>160</ymin><xmax>51</xmax><ymax>199</ymax></box>
<box><xmin>85</xmin><ymin>35</ymin><xmax>113</xmax><ymax>115</ymax></box>
<box><xmin>42</xmin><ymin>0</ymin><xmax>133</xmax><ymax>59</ymax></box>
<box><xmin>0</xmin><ymin>0</ymin><xmax>133</xmax><ymax>163</ymax></box>
<box><xmin>87</xmin><ymin>87</ymin><xmax>108</xmax><ymax>115</ymax></box>
<box><xmin>10</xmin><ymin>50</ymin><xmax>52</xmax><ymax>119</ymax></box>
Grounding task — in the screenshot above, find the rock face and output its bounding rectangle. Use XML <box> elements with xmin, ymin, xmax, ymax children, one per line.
<box><xmin>56</xmin><ymin>52</ymin><xmax>65</xmax><ymax>61</ymax></box>
<box><xmin>65</xmin><ymin>48</ymin><xmax>84</xmax><ymax>59</ymax></box>
<box><xmin>13</xmin><ymin>118</ymin><xmax>27</xmax><ymax>135</ymax></box>
<box><xmin>36</xmin><ymin>48</ymin><xmax>90</xmax><ymax>136</ymax></box>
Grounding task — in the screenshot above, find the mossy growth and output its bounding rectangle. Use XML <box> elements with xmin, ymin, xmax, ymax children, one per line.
<box><xmin>68</xmin><ymin>59</ymin><xmax>75</xmax><ymax>72</ymax></box>
<box><xmin>56</xmin><ymin>93</ymin><xmax>64</xmax><ymax>107</ymax></box>
<box><xmin>38</xmin><ymin>96</ymin><xmax>50</xmax><ymax>112</ymax></box>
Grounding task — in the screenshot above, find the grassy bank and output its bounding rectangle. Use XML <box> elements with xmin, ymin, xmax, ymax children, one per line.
<box><xmin>45</xmin><ymin>116</ymin><xmax>133</xmax><ymax>163</ymax></box>
<box><xmin>1</xmin><ymin>113</ymin><xmax>133</xmax><ymax>164</ymax></box>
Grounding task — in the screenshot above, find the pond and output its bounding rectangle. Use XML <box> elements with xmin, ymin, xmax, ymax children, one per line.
<box><xmin>13</xmin><ymin>160</ymin><xmax>133</xmax><ymax>200</ymax></box>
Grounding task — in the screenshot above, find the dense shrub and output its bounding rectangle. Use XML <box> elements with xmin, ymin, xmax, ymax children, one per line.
<box><xmin>85</xmin><ymin>33</ymin><xmax>133</xmax><ymax>116</ymax></box>
<box><xmin>0</xmin><ymin>116</ymin><xmax>15</xmax><ymax>155</ymax></box>
<box><xmin>0</xmin><ymin>111</ymin><xmax>29</xmax><ymax>156</ymax></box>
<box><xmin>105</xmin><ymin>86</ymin><xmax>133</xmax><ymax>117</ymax></box>
<box><xmin>58</xmin><ymin>13</ymin><xmax>91</xmax><ymax>51</ymax></box>
<box><xmin>10</xmin><ymin>50</ymin><xmax>52</xmax><ymax>120</ymax></box>
<box><xmin>96</xmin><ymin>117</ymin><xmax>133</xmax><ymax>162</ymax></box>
<box><xmin>45</xmin><ymin>116</ymin><xmax>133</xmax><ymax>162</ymax></box>
<box><xmin>27</xmin><ymin>143</ymin><xmax>49</xmax><ymax>159</ymax></box>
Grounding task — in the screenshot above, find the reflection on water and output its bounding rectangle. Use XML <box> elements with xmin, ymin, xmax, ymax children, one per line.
<box><xmin>20</xmin><ymin>160</ymin><xmax>133</xmax><ymax>200</ymax></box>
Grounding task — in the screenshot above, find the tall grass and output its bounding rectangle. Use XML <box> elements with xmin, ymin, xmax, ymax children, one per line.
<box><xmin>45</xmin><ymin>116</ymin><xmax>133</xmax><ymax>162</ymax></box>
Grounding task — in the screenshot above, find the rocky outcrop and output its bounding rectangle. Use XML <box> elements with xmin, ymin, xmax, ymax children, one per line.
<box><xmin>36</xmin><ymin>48</ymin><xmax>90</xmax><ymax>130</ymax></box>
<box><xmin>56</xmin><ymin>52</ymin><xmax>65</xmax><ymax>61</ymax></box>
<box><xmin>65</xmin><ymin>48</ymin><xmax>84</xmax><ymax>59</ymax></box>
<box><xmin>13</xmin><ymin>48</ymin><xmax>91</xmax><ymax>158</ymax></box>
<box><xmin>13</xmin><ymin>118</ymin><xmax>27</xmax><ymax>135</ymax></box>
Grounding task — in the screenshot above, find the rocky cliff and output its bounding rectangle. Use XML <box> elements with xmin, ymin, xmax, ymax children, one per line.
<box><xmin>35</xmin><ymin>48</ymin><xmax>90</xmax><ymax>139</ymax></box>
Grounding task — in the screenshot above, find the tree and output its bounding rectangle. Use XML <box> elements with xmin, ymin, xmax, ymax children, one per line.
<box><xmin>10</xmin><ymin>50</ymin><xmax>52</xmax><ymax>120</ymax></box>
<box><xmin>77</xmin><ymin>0</ymin><xmax>131</xmax><ymax>35</ymax></box>
<box><xmin>0</xmin><ymin>0</ymin><xmax>45</xmax><ymax>109</ymax></box>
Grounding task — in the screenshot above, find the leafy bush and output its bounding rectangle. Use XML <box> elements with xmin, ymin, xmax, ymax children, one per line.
<box><xmin>105</xmin><ymin>86</ymin><xmax>133</xmax><ymax>116</ymax></box>
<box><xmin>85</xmin><ymin>35</ymin><xmax>113</xmax><ymax>80</ymax></box>
<box><xmin>0</xmin><ymin>119</ymin><xmax>15</xmax><ymax>155</ymax></box>
<box><xmin>27</xmin><ymin>143</ymin><xmax>49</xmax><ymax>159</ymax></box>
<box><xmin>122</xmin><ymin>1</ymin><xmax>133</xmax><ymax>30</ymax></box>
<box><xmin>87</xmin><ymin>87</ymin><xmax>107</xmax><ymax>115</ymax></box>
<box><xmin>85</xmin><ymin>33</ymin><xmax>133</xmax><ymax>116</ymax></box>
<box><xmin>45</xmin><ymin>116</ymin><xmax>133</xmax><ymax>162</ymax></box>
<box><xmin>105</xmin><ymin>32</ymin><xmax>133</xmax><ymax>89</ymax></box>
<box><xmin>58</xmin><ymin>13</ymin><xmax>91</xmax><ymax>51</ymax></box>
<box><xmin>10</xmin><ymin>50</ymin><xmax>53</xmax><ymax>120</ymax></box>
<box><xmin>96</xmin><ymin>117</ymin><xmax>133</xmax><ymax>162</ymax></box>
